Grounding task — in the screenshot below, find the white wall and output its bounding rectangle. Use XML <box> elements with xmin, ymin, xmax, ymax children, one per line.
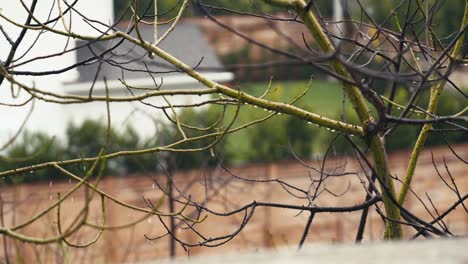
<box><xmin>0</xmin><ymin>1</ymin><xmax>233</xmax><ymax>145</ymax></box>
<box><xmin>0</xmin><ymin>0</ymin><xmax>114</xmax><ymax>142</ymax></box>
<box><xmin>62</xmin><ymin>73</ymin><xmax>233</xmax><ymax>139</ymax></box>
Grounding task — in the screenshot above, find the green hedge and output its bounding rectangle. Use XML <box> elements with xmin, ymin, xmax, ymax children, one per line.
<box><xmin>1</xmin><ymin>81</ymin><xmax>465</xmax><ymax>183</ymax></box>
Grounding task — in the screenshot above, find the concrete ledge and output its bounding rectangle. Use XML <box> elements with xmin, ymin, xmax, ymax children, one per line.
<box><xmin>146</xmin><ymin>238</ymin><xmax>468</xmax><ymax>264</ymax></box>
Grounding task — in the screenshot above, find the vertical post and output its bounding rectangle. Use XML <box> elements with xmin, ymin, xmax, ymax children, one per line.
<box><xmin>0</xmin><ymin>186</ymin><xmax>10</xmax><ymax>264</ymax></box>
<box><xmin>154</xmin><ymin>0</ymin><xmax>158</xmax><ymax>44</ymax></box>
<box><xmin>166</xmin><ymin>156</ymin><xmax>176</xmax><ymax>258</ymax></box>
<box><xmin>263</xmin><ymin>163</ymin><xmax>276</xmax><ymax>247</ymax></box>
<box><xmin>333</xmin><ymin>0</ymin><xmax>343</xmax><ymax>45</ymax></box>
<box><xmin>333</xmin><ymin>0</ymin><xmax>351</xmax><ymax>43</ymax></box>
<box><xmin>333</xmin><ymin>0</ymin><xmax>343</xmax><ymax>27</ymax></box>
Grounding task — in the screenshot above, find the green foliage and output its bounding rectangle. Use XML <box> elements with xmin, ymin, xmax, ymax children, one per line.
<box><xmin>242</xmin><ymin>115</ymin><xmax>312</xmax><ymax>162</ymax></box>
<box><xmin>423</xmin><ymin>91</ymin><xmax>467</xmax><ymax>146</ymax></box>
<box><xmin>220</xmin><ymin>45</ymin><xmax>319</xmax><ymax>83</ymax></box>
<box><xmin>385</xmin><ymin>88</ymin><xmax>467</xmax><ymax>151</ymax></box>
<box><xmin>114</xmin><ymin>0</ymin><xmax>184</xmax><ymax>20</ymax></box>
<box><xmin>113</xmin><ymin>0</ymin><xmax>326</xmax><ymax>20</ymax></box>
<box><xmin>233</xmin><ymin>87</ymin><xmax>320</xmax><ymax>162</ymax></box>
<box><xmin>0</xmin><ymin>132</ymin><xmax>65</xmax><ymax>184</ymax></box>
<box><xmin>66</xmin><ymin>120</ymin><xmax>157</xmax><ymax>175</ymax></box>
<box><xmin>217</xmin><ymin>81</ymin><xmax>348</xmax><ymax>163</ymax></box>
<box><xmin>357</xmin><ymin>0</ymin><xmax>468</xmax><ymax>54</ymax></box>
<box><xmin>0</xmin><ymin>120</ymin><xmax>158</xmax><ymax>184</ymax></box>
<box><xmin>1</xmin><ymin>82</ymin><xmax>465</xmax><ymax>183</ymax></box>
<box><xmin>67</xmin><ymin>120</ymin><xmax>115</xmax><ymax>158</ymax></box>
<box><xmin>195</xmin><ymin>0</ymin><xmax>282</xmax><ymax>15</ymax></box>
<box><xmin>313</xmin><ymin>0</ymin><xmax>334</xmax><ymax>17</ymax></box>
<box><xmin>212</xmin><ymin>80</ymin><xmax>467</xmax><ymax>163</ymax></box>
<box><xmin>159</xmin><ymin>105</ymin><xmax>233</xmax><ymax>169</ymax></box>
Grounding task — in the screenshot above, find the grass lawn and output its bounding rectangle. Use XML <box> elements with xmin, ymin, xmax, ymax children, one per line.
<box><xmin>240</xmin><ymin>79</ymin><xmax>348</xmax><ymax>117</ymax></box>
<box><xmin>212</xmin><ymin>79</ymin><xmax>466</xmax><ymax>162</ymax></box>
<box><xmin>212</xmin><ymin>79</ymin><xmax>361</xmax><ymax>163</ymax></box>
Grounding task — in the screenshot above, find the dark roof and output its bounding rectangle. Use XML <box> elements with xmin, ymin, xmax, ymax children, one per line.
<box><xmin>73</xmin><ymin>23</ymin><xmax>224</xmax><ymax>83</ymax></box>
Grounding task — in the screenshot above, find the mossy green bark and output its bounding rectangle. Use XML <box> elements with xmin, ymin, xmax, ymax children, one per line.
<box><xmin>263</xmin><ymin>0</ymin><xmax>403</xmax><ymax>239</ymax></box>
<box><xmin>399</xmin><ymin>1</ymin><xmax>468</xmax><ymax>205</ymax></box>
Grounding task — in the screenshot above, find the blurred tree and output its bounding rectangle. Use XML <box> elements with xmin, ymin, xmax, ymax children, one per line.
<box><xmin>159</xmin><ymin>105</ymin><xmax>233</xmax><ymax>169</ymax></box>
<box><xmin>0</xmin><ymin>132</ymin><xmax>64</xmax><ymax>183</ymax></box>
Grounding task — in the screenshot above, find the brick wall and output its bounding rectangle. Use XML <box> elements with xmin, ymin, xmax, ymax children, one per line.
<box><xmin>0</xmin><ymin>143</ymin><xmax>466</xmax><ymax>263</ymax></box>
